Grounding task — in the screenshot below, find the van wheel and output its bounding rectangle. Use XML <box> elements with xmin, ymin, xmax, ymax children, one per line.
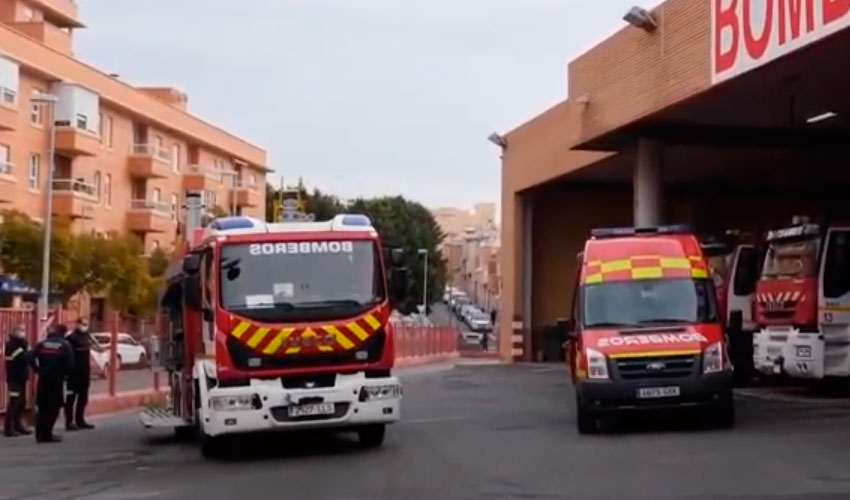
<box><xmin>200</xmin><ymin>433</ymin><xmax>225</xmax><ymax>459</ymax></box>
<box><xmin>358</xmin><ymin>424</ymin><xmax>386</xmax><ymax>448</ymax></box>
<box><xmin>576</xmin><ymin>393</ymin><xmax>598</xmax><ymax>435</ymax></box>
<box><xmin>716</xmin><ymin>392</ymin><xmax>736</xmax><ymax>429</ymax></box>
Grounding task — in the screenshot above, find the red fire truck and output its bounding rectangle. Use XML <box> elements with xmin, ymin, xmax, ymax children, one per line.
<box><xmin>562</xmin><ymin>225</ymin><xmax>734</xmax><ymax>434</ymax></box>
<box><xmin>141</xmin><ymin>194</ymin><xmax>409</xmax><ymax>457</ymax></box>
<box><xmin>753</xmin><ymin>220</ymin><xmax>850</xmax><ymax>380</ymax></box>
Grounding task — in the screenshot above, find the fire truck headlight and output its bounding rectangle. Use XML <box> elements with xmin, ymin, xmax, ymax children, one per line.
<box><xmin>585</xmin><ymin>349</ymin><xmax>609</xmax><ymax>380</ymax></box>
<box><xmin>210</xmin><ymin>394</ymin><xmax>261</xmax><ymax>411</ymax></box>
<box><xmin>359</xmin><ymin>384</ymin><xmax>402</xmax><ymax>402</ymax></box>
<box><xmin>703</xmin><ymin>342</ymin><xmax>724</xmax><ymax>374</ymax></box>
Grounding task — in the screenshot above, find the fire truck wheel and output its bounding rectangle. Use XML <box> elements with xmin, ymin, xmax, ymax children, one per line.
<box><xmin>575</xmin><ymin>393</ymin><xmax>598</xmax><ymax>435</ymax></box>
<box><xmin>358</xmin><ymin>424</ymin><xmax>386</xmax><ymax>448</ymax></box>
<box><xmin>715</xmin><ymin>392</ymin><xmax>735</xmax><ymax>429</ymax></box>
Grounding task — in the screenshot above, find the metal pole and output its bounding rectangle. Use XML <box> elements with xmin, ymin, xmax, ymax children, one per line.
<box><xmin>422</xmin><ymin>250</ymin><xmax>428</xmax><ymax>316</ymax></box>
<box><xmin>231</xmin><ymin>174</ymin><xmax>237</xmax><ymax>216</ymax></box>
<box><xmin>39</xmin><ymin>103</ymin><xmax>56</xmax><ymax>321</ymax></box>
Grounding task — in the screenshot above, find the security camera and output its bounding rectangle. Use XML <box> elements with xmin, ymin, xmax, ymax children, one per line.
<box><xmin>623</xmin><ymin>6</ymin><xmax>657</xmax><ymax>32</ymax></box>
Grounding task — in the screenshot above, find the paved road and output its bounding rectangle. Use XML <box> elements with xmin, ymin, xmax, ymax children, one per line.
<box><xmin>4</xmin><ymin>362</ymin><xmax>850</xmax><ymax>500</ymax></box>
<box><xmin>91</xmin><ymin>368</ymin><xmax>156</xmax><ymax>395</ymax></box>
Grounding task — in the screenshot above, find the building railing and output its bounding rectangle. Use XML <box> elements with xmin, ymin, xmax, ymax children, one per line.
<box><xmin>52</xmin><ymin>178</ymin><xmax>97</xmax><ymax>198</ymax></box>
<box><xmin>233</xmin><ymin>178</ymin><xmax>258</xmax><ymax>191</ymax></box>
<box><xmin>129</xmin><ymin>199</ymin><xmax>171</xmax><ymax>214</ymax></box>
<box><xmin>131</xmin><ymin>143</ymin><xmax>172</xmax><ymax>163</ymax></box>
<box><xmin>186</xmin><ymin>164</ymin><xmax>220</xmax><ymax>179</ymax></box>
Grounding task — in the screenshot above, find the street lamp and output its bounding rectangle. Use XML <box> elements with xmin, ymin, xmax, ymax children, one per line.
<box><xmin>417</xmin><ymin>248</ymin><xmax>428</xmax><ymax>316</ymax></box>
<box><xmin>32</xmin><ymin>92</ymin><xmax>58</xmax><ymax>323</ymax></box>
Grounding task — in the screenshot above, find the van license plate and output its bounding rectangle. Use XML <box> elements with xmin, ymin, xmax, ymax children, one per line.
<box><xmin>288</xmin><ymin>403</ymin><xmax>335</xmax><ymax>417</ymax></box>
<box><xmin>796</xmin><ymin>346</ymin><xmax>812</xmax><ymax>358</ymax></box>
<box><xmin>637</xmin><ymin>386</ymin><xmax>680</xmax><ymax>399</ymax></box>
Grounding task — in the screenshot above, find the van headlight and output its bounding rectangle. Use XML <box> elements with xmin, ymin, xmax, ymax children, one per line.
<box><xmin>210</xmin><ymin>394</ymin><xmax>261</xmax><ymax>411</ymax></box>
<box><xmin>703</xmin><ymin>342</ymin><xmax>724</xmax><ymax>374</ymax></box>
<box><xmin>586</xmin><ymin>348</ymin><xmax>609</xmax><ymax>380</ymax></box>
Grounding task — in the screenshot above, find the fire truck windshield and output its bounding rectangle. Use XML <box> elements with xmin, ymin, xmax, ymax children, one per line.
<box><xmin>583</xmin><ymin>278</ymin><xmax>717</xmax><ymax>328</ymax></box>
<box><xmin>762</xmin><ymin>237</ymin><xmax>820</xmax><ymax>278</ymax></box>
<box><xmin>218</xmin><ymin>240</ymin><xmax>384</xmax><ymax>322</ymax></box>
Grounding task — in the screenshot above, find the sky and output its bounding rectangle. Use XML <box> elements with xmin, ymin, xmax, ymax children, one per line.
<box><xmin>74</xmin><ymin>0</ymin><xmax>650</xmax><ymax>210</ymax></box>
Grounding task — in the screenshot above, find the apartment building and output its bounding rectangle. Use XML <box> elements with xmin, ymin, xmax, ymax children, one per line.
<box><xmin>0</xmin><ymin>0</ymin><xmax>268</xmax><ymax>255</ymax></box>
<box><xmin>432</xmin><ymin>203</ymin><xmax>496</xmax><ymax>238</ymax></box>
<box><xmin>442</xmin><ymin>223</ymin><xmax>501</xmax><ymax>313</ymax></box>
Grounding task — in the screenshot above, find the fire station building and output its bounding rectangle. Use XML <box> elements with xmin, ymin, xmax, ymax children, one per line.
<box><xmin>497</xmin><ymin>0</ymin><xmax>850</xmax><ymax>361</ymax></box>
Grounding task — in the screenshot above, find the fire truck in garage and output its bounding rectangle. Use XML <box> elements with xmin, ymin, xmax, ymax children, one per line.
<box><xmin>141</xmin><ymin>193</ymin><xmax>409</xmax><ymax>457</ymax></box>
<box><xmin>563</xmin><ymin>225</ymin><xmax>734</xmax><ymax>434</ymax></box>
<box><xmin>754</xmin><ymin>220</ymin><xmax>850</xmax><ymax>380</ymax></box>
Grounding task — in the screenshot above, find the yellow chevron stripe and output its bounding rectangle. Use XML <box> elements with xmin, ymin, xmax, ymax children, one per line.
<box><xmin>285</xmin><ymin>347</ymin><xmax>301</xmax><ymax>355</ymax></box>
<box><xmin>324</xmin><ymin>325</ymin><xmax>354</xmax><ymax>350</ymax></box>
<box><xmin>608</xmin><ymin>349</ymin><xmax>700</xmax><ymax>359</ymax></box>
<box><xmin>347</xmin><ymin>321</ymin><xmax>369</xmax><ymax>341</ymax></box>
<box><xmin>231</xmin><ymin>321</ymin><xmax>251</xmax><ymax>339</ymax></box>
<box><xmin>263</xmin><ymin>328</ymin><xmax>295</xmax><ymax>355</ymax></box>
<box><xmin>246</xmin><ymin>327</ymin><xmax>270</xmax><ymax>348</ymax></box>
<box><xmin>363</xmin><ymin>314</ymin><xmax>381</xmax><ymax>330</ymax></box>
<box><xmin>318</xmin><ymin>345</ymin><xmax>334</xmax><ymax>352</ymax></box>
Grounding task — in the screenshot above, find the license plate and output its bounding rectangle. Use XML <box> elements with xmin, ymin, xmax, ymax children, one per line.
<box><xmin>637</xmin><ymin>386</ymin><xmax>680</xmax><ymax>399</ymax></box>
<box><xmin>796</xmin><ymin>345</ymin><xmax>812</xmax><ymax>358</ymax></box>
<box><xmin>287</xmin><ymin>403</ymin><xmax>335</xmax><ymax>417</ymax></box>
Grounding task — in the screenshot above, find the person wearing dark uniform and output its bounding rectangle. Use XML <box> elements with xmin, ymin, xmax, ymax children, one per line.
<box><xmin>65</xmin><ymin>319</ymin><xmax>94</xmax><ymax>430</ymax></box>
<box><xmin>30</xmin><ymin>324</ymin><xmax>73</xmax><ymax>443</ymax></box>
<box><xmin>4</xmin><ymin>324</ymin><xmax>32</xmax><ymax>437</ymax></box>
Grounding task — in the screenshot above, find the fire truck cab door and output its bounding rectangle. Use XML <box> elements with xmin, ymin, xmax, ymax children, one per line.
<box><xmin>728</xmin><ymin>244</ymin><xmax>758</xmax><ymax>331</ymax></box>
<box><xmin>818</xmin><ymin>227</ymin><xmax>850</xmax><ymax>376</ymax></box>
<box><xmin>200</xmin><ymin>249</ymin><xmax>216</xmax><ymax>355</ymax></box>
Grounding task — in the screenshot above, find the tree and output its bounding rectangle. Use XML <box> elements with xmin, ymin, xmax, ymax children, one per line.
<box><xmin>304</xmin><ymin>188</ymin><xmax>344</xmax><ymax>221</ymax></box>
<box><xmin>347</xmin><ymin>197</ymin><xmax>446</xmax><ymax>314</ymax></box>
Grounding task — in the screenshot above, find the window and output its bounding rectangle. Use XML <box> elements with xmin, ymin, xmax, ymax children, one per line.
<box><xmin>93</xmin><ymin>171</ymin><xmax>102</xmax><ymax>201</ymax></box>
<box><xmin>155</xmin><ymin>135</ymin><xmax>164</xmax><ymax>151</ymax></box>
<box><xmin>27</xmin><ymin>153</ymin><xmax>40</xmax><ymax>190</ymax></box>
<box><xmin>75</xmin><ymin>113</ymin><xmax>88</xmax><ymax>130</ymax></box>
<box><xmin>0</xmin><ymin>144</ymin><xmax>10</xmax><ymax>175</ymax></box>
<box><xmin>1</xmin><ymin>88</ymin><xmax>14</xmax><ymax>104</ymax></box>
<box><xmin>249</xmin><ymin>173</ymin><xmax>257</xmax><ymax>187</ymax></box>
<box><xmin>103</xmin><ymin>173</ymin><xmax>112</xmax><ymax>207</ymax></box>
<box><xmin>21</xmin><ymin>5</ymin><xmax>35</xmax><ymax>21</ymax></box>
<box><xmin>823</xmin><ymin>231</ymin><xmax>850</xmax><ymax>299</ymax></box>
<box><xmin>171</xmin><ymin>193</ymin><xmax>178</xmax><ymax>220</ymax></box>
<box><xmin>98</xmin><ymin>112</ymin><xmax>103</xmax><ymax>141</ymax></box>
<box><xmin>153</xmin><ymin>187</ymin><xmax>162</xmax><ymax>204</ymax></box>
<box><xmin>172</xmin><ymin>144</ymin><xmax>181</xmax><ymax>173</ymax></box>
<box><xmin>582</xmin><ymin>279</ymin><xmax>717</xmax><ymax>328</ymax></box>
<box><xmin>106</xmin><ymin>116</ymin><xmax>114</xmax><ymax>148</ymax></box>
<box><xmin>30</xmin><ymin>90</ymin><xmax>43</xmax><ymax>126</ymax></box>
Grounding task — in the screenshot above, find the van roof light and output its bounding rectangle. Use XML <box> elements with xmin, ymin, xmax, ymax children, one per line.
<box><xmin>591</xmin><ymin>224</ymin><xmax>691</xmax><ymax>239</ymax></box>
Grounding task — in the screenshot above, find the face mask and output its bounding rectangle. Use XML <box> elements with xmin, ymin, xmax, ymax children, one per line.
<box><xmin>13</xmin><ymin>329</ymin><xmax>25</xmax><ymax>339</ymax></box>
<box><xmin>80</xmin><ymin>325</ymin><xmax>89</xmax><ymax>333</ymax></box>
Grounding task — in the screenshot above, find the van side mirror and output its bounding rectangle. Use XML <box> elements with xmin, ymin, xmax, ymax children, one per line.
<box><xmin>390</xmin><ymin>248</ymin><xmax>406</xmax><ymax>267</ymax></box>
<box><xmin>183</xmin><ymin>253</ymin><xmax>201</xmax><ymax>275</ymax></box>
<box><xmin>183</xmin><ymin>274</ymin><xmax>203</xmax><ymax>311</ymax></box>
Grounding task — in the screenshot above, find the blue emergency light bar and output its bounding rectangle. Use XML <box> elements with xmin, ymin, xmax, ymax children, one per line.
<box><xmin>340</xmin><ymin>214</ymin><xmax>372</xmax><ymax>226</ymax></box>
<box><xmin>591</xmin><ymin>224</ymin><xmax>691</xmax><ymax>239</ymax></box>
<box><xmin>210</xmin><ymin>217</ymin><xmax>256</xmax><ymax>231</ymax></box>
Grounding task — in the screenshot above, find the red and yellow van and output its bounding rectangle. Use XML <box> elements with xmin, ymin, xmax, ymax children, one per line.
<box><xmin>563</xmin><ymin>225</ymin><xmax>734</xmax><ymax>434</ymax></box>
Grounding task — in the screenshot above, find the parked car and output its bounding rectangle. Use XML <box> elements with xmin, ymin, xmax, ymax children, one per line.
<box><xmin>467</xmin><ymin>311</ymin><xmax>493</xmax><ymax>332</ymax></box>
<box><xmin>91</xmin><ymin>332</ymin><xmax>149</xmax><ymax>369</ymax></box>
<box><xmin>90</xmin><ymin>342</ymin><xmax>109</xmax><ymax>379</ymax></box>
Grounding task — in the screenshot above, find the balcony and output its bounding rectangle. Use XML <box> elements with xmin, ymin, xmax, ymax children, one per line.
<box><xmin>51</xmin><ymin>179</ymin><xmax>97</xmax><ymax>219</ymax></box>
<box><xmin>128</xmin><ymin>144</ymin><xmax>172</xmax><ymax>179</ymax></box>
<box><xmin>55</xmin><ymin>126</ymin><xmax>100</xmax><ymax>156</ymax></box>
<box><xmin>232</xmin><ymin>181</ymin><xmax>262</xmax><ymax>208</ymax></box>
<box><xmin>8</xmin><ymin>21</ymin><xmax>72</xmax><ymax>54</ymax></box>
<box><xmin>26</xmin><ymin>0</ymin><xmax>83</xmax><ymax>29</ymax></box>
<box><xmin>182</xmin><ymin>164</ymin><xmax>221</xmax><ymax>191</ymax></box>
<box><xmin>0</xmin><ymin>100</ymin><xmax>18</xmax><ymax>131</ymax></box>
<box><xmin>126</xmin><ymin>200</ymin><xmax>176</xmax><ymax>233</ymax></box>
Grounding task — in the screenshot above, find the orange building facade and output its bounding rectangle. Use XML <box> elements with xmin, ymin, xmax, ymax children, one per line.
<box><xmin>499</xmin><ymin>0</ymin><xmax>850</xmax><ymax>361</ymax></box>
<box><xmin>0</xmin><ymin>0</ymin><xmax>268</xmax><ymax>256</ymax></box>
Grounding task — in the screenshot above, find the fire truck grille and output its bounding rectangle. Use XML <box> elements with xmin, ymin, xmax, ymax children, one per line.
<box><xmin>269</xmin><ymin>403</ymin><xmax>350</xmax><ymax>422</ymax></box>
<box><xmin>614</xmin><ymin>354</ymin><xmax>698</xmax><ymax>379</ymax></box>
<box><xmin>226</xmin><ymin>331</ymin><xmax>386</xmax><ymax>371</ymax></box>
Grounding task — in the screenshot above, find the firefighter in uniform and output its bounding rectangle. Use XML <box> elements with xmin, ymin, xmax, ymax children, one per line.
<box><xmin>65</xmin><ymin>318</ymin><xmax>95</xmax><ymax>430</ymax></box>
<box><xmin>30</xmin><ymin>324</ymin><xmax>73</xmax><ymax>443</ymax></box>
<box><xmin>4</xmin><ymin>324</ymin><xmax>32</xmax><ymax>437</ymax></box>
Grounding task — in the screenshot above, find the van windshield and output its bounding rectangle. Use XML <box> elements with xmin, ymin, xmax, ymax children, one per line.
<box><xmin>762</xmin><ymin>237</ymin><xmax>820</xmax><ymax>278</ymax></box>
<box><xmin>583</xmin><ymin>278</ymin><xmax>717</xmax><ymax>328</ymax></box>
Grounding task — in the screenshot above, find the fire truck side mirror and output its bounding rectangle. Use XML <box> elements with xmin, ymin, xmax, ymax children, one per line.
<box><xmin>390</xmin><ymin>267</ymin><xmax>409</xmax><ymax>300</ymax></box>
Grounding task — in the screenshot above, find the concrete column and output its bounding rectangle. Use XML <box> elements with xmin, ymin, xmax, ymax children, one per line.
<box><xmin>634</xmin><ymin>138</ymin><xmax>663</xmax><ymax>227</ymax></box>
<box><xmin>520</xmin><ymin>196</ymin><xmax>533</xmax><ymax>361</ymax></box>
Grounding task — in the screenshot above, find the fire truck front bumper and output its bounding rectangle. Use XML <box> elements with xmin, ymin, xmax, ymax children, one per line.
<box><xmin>201</xmin><ymin>373</ymin><xmax>401</xmax><ymax>437</ymax></box>
<box><xmin>782</xmin><ymin>331</ymin><xmax>825</xmax><ymax>379</ymax></box>
<box><xmin>753</xmin><ymin>328</ymin><xmax>792</xmax><ymax>376</ymax></box>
